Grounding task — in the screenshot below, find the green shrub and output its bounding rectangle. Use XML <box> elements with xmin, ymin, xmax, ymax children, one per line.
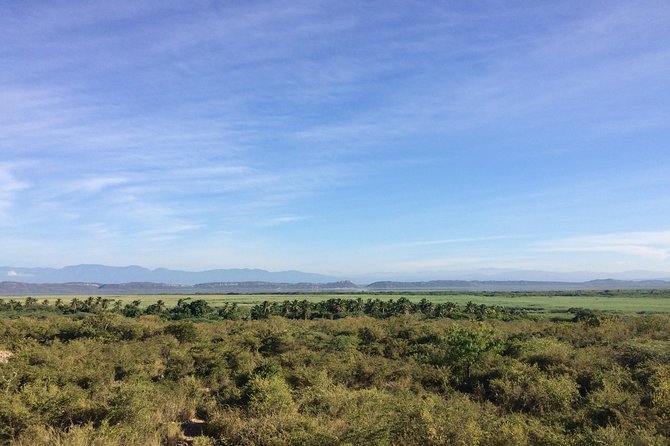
<box><xmin>489</xmin><ymin>361</ymin><xmax>579</xmax><ymax>416</ymax></box>
<box><xmin>164</xmin><ymin>321</ymin><xmax>198</xmax><ymax>343</ymax></box>
<box><xmin>243</xmin><ymin>374</ymin><xmax>296</xmax><ymax>416</ymax></box>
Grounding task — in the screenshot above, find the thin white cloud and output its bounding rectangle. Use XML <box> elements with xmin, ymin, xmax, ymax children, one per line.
<box><xmin>138</xmin><ymin>223</ymin><xmax>201</xmax><ymax>238</ymax></box>
<box><xmin>394</xmin><ymin>11</ymin><xmax>658</xmax><ymax>138</ymax></box>
<box><xmin>390</xmin><ymin>257</ymin><xmax>485</xmax><ymax>272</ymax></box>
<box><xmin>384</xmin><ymin>235</ymin><xmax>518</xmax><ymax>249</ymax></box>
<box><xmin>259</xmin><ymin>215</ymin><xmax>307</xmax><ymax>227</ymax></box>
<box><xmin>0</xmin><ymin>164</ymin><xmax>30</xmax><ymax>217</ymax></box>
<box><xmin>539</xmin><ymin>230</ymin><xmax>670</xmax><ymax>260</ymax></box>
<box><xmin>67</xmin><ymin>176</ymin><xmax>130</xmax><ymax>194</ymax></box>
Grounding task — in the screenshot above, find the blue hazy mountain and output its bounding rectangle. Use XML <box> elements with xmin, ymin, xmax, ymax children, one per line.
<box><xmin>0</xmin><ymin>264</ymin><xmax>340</xmax><ymax>285</ymax></box>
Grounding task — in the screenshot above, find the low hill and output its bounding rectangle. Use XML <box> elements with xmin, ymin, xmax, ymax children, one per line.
<box><xmin>365</xmin><ymin>279</ymin><xmax>670</xmax><ymax>291</ymax></box>
<box><xmin>0</xmin><ymin>280</ymin><xmax>360</xmax><ymax>295</ymax></box>
<box><xmin>0</xmin><ymin>265</ymin><xmax>339</xmax><ymax>285</ymax></box>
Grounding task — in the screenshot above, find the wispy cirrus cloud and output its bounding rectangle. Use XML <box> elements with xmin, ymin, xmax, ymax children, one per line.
<box><xmin>66</xmin><ymin>176</ymin><xmax>130</xmax><ymax>194</ymax></box>
<box><xmin>1</xmin><ymin>1</ymin><xmax>669</xmax><ymax>273</ymax></box>
<box><xmin>389</xmin><ymin>257</ymin><xmax>486</xmax><ymax>272</ymax></box>
<box><xmin>539</xmin><ymin>230</ymin><xmax>670</xmax><ymax>260</ymax></box>
<box><xmin>258</xmin><ymin>215</ymin><xmax>308</xmax><ymax>227</ymax></box>
<box><xmin>383</xmin><ymin>235</ymin><xmax>519</xmax><ymax>249</ymax></box>
<box><xmin>0</xmin><ymin>164</ymin><xmax>30</xmax><ymax>218</ymax></box>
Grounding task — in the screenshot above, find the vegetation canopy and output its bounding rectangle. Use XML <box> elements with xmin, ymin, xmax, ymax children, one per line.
<box><xmin>0</xmin><ymin>292</ymin><xmax>669</xmax><ymax>445</ymax></box>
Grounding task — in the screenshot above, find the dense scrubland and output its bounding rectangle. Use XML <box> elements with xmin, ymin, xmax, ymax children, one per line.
<box><xmin>1</xmin><ymin>294</ymin><xmax>670</xmax><ymax>445</ymax></box>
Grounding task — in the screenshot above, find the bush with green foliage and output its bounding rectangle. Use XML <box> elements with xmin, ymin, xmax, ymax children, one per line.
<box><xmin>1</xmin><ymin>307</ymin><xmax>669</xmax><ymax>445</ymax></box>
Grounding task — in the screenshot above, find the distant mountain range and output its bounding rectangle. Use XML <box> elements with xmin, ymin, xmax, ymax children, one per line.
<box><xmin>1</xmin><ymin>278</ymin><xmax>670</xmax><ymax>296</ymax></box>
<box><xmin>0</xmin><ymin>281</ymin><xmax>359</xmax><ymax>295</ymax></box>
<box><xmin>1</xmin><ymin>264</ymin><xmax>670</xmax><ymax>295</ymax></box>
<box><xmin>354</xmin><ymin>268</ymin><xmax>670</xmax><ymax>283</ymax></box>
<box><xmin>0</xmin><ymin>264</ymin><xmax>338</xmax><ymax>285</ymax></box>
<box><xmin>365</xmin><ymin>279</ymin><xmax>670</xmax><ymax>291</ymax></box>
<box><xmin>4</xmin><ymin>264</ymin><xmax>670</xmax><ymax>285</ymax></box>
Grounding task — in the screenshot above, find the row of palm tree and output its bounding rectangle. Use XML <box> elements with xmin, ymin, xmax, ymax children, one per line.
<box><xmin>0</xmin><ymin>296</ymin><xmax>524</xmax><ymax>321</ymax></box>
<box><xmin>0</xmin><ymin>296</ymin><xmax>124</xmax><ymax>313</ymax></box>
<box><xmin>249</xmin><ymin>297</ymin><xmax>524</xmax><ymax>320</ymax></box>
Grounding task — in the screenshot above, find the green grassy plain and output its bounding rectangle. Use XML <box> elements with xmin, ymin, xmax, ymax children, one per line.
<box><xmin>5</xmin><ymin>290</ymin><xmax>670</xmax><ymax>315</ymax></box>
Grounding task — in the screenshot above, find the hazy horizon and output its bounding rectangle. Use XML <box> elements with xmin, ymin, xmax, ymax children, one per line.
<box><xmin>2</xmin><ymin>1</ymin><xmax>669</xmax><ymax>276</ymax></box>
<box><xmin>3</xmin><ymin>263</ymin><xmax>670</xmax><ymax>285</ymax></box>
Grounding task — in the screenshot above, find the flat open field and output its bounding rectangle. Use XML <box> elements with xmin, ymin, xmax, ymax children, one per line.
<box><xmin>5</xmin><ymin>290</ymin><xmax>670</xmax><ymax>315</ymax></box>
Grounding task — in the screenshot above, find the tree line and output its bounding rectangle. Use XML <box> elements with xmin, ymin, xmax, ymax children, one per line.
<box><xmin>248</xmin><ymin>297</ymin><xmax>527</xmax><ymax>320</ymax></box>
<box><xmin>0</xmin><ymin>296</ymin><xmax>528</xmax><ymax>321</ymax></box>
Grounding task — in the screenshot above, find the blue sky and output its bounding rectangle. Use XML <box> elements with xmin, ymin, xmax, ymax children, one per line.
<box><xmin>1</xmin><ymin>0</ymin><xmax>670</xmax><ymax>278</ymax></box>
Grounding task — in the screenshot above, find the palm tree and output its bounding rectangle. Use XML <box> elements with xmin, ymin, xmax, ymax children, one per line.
<box><xmin>298</xmin><ymin>300</ymin><xmax>311</xmax><ymax>320</ymax></box>
<box><xmin>418</xmin><ymin>298</ymin><xmax>434</xmax><ymax>316</ymax></box>
<box><xmin>279</xmin><ymin>301</ymin><xmax>291</xmax><ymax>317</ymax></box>
<box><xmin>392</xmin><ymin>297</ymin><xmax>413</xmax><ymax>315</ymax></box>
<box><xmin>261</xmin><ymin>301</ymin><xmax>272</xmax><ymax>318</ymax></box>
<box><xmin>145</xmin><ymin>299</ymin><xmax>166</xmax><ymax>315</ymax></box>
<box><xmin>123</xmin><ymin>300</ymin><xmax>142</xmax><ymax>317</ymax></box>
<box><xmin>100</xmin><ymin>298</ymin><xmax>112</xmax><ymax>311</ymax></box>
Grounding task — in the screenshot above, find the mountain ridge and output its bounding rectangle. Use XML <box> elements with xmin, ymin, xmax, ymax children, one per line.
<box><xmin>0</xmin><ymin>264</ymin><xmax>339</xmax><ymax>285</ymax></box>
<box><xmin>364</xmin><ymin>279</ymin><xmax>670</xmax><ymax>291</ymax></box>
<box><xmin>0</xmin><ymin>280</ymin><xmax>360</xmax><ymax>295</ymax></box>
<box><xmin>2</xmin><ymin>278</ymin><xmax>670</xmax><ymax>295</ymax></box>
<box><xmin>4</xmin><ymin>264</ymin><xmax>670</xmax><ymax>285</ymax></box>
